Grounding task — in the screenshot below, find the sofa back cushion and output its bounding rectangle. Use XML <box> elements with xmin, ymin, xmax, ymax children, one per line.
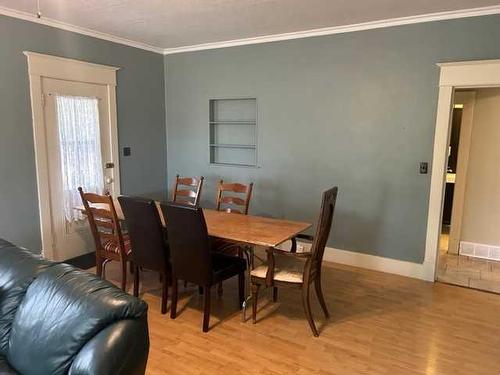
<box><xmin>7</xmin><ymin>263</ymin><xmax>148</xmax><ymax>375</ymax></box>
<box><xmin>0</xmin><ymin>242</ymin><xmax>54</xmax><ymax>356</ymax></box>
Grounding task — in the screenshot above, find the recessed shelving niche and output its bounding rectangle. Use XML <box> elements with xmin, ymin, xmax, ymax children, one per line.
<box><xmin>209</xmin><ymin>98</ymin><xmax>257</xmax><ymax>167</ymax></box>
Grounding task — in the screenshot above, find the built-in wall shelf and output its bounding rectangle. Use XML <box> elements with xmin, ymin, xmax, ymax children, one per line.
<box><xmin>209</xmin><ymin>121</ymin><xmax>256</xmax><ymax>125</ymax></box>
<box><xmin>209</xmin><ymin>98</ymin><xmax>257</xmax><ymax>167</ymax></box>
<box><xmin>210</xmin><ymin>143</ymin><xmax>256</xmax><ymax>149</ymax></box>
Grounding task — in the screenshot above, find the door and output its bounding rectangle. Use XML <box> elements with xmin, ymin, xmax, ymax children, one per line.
<box><xmin>42</xmin><ymin>77</ymin><xmax>119</xmax><ymax>261</ymax></box>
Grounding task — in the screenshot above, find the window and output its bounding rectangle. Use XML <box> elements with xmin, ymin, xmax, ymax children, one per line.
<box><xmin>209</xmin><ymin>98</ymin><xmax>257</xmax><ymax>167</ymax></box>
<box><xmin>56</xmin><ymin>95</ymin><xmax>104</xmax><ymax>222</ymax></box>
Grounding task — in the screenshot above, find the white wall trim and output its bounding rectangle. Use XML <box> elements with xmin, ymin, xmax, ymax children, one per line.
<box><xmin>323</xmin><ymin>247</ymin><xmax>434</xmax><ymax>281</ymax></box>
<box><xmin>0</xmin><ymin>6</ymin><xmax>164</xmax><ymax>54</ymax></box>
<box><xmin>2</xmin><ymin>4</ymin><xmax>500</xmax><ymax>56</ymax></box>
<box><xmin>288</xmin><ymin>240</ymin><xmax>434</xmax><ymax>281</ymax></box>
<box><xmin>424</xmin><ymin>59</ymin><xmax>500</xmax><ymax>282</ymax></box>
<box><xmin>163</xmin><ymin>5</ymin><xmax>500</xmax><ymax>55</ymax></box>
<box><xmin>24</xmin><ymin>52</ymin><xmax>121</xmax><ymax>259</ymax></box>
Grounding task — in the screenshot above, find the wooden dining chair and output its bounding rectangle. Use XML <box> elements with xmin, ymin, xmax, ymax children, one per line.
<box><xmin>213</xmin><ymin>180</ymin><xmax>254</xmax><ymax>295</ymax></box>
<box><xmin>250</xmin><ymin>187</ymin><xmax>338</xmax><ymax>337</ymax></box>
<box><xmin>161</xmin><ymin>202</ymin><xmax>246</xmax><ymax>332</ymax></box>
<box><xmin>78</xmin><ymin>187</ymin><xmax>132</xmax><ymax>291</ymax></box>
<box><xmin>172</xmin><ymin>175</ymin><xmax>204</xmax><ymax>206</ymax></box>
<box><xmin>118</xmin><ymin>196</ymin><xmax>171</xmax><ymax>314</ymax></box>
<box><xmin>215</xmin><ymin>180</ymin><xmax>253</xmax><ymax>214</ymax></box>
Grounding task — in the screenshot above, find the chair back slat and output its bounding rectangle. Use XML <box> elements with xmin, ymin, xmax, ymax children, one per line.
<box><xmin>172</xmin><ymin>175</ymin><xmax>204</xmax><ymax>206</ymax></box>
<box><xmin>118</xmin><ymin>196</ymin><xmax>169</xmax><ymax>272</ymax></box>
<box><xmin>216</xmin><ymin>180</ymin><xmax>253</xmax><ymax>215</ymax></box>
<box><xmin>78</xmin><ymin>187</ymin><xmax>126</xmax><ymax>257</ymax></box>
<box><xmin>305</xmin><ymin>187</ymin><xmax>338</xmax><ymax>281</ymax></box>
<box><xmin>161</xmin><ymin>203</ymin><xmax>212</xmax><ymax>286</ymax></box>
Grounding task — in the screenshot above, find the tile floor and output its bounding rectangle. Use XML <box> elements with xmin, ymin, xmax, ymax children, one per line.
<box><xmin>437</xmin><ymin>226</ymin><xmax>500</xmax><ymax>293</ymax></box>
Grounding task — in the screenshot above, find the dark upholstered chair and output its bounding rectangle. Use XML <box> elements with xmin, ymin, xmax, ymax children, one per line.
<box><xmin>118</xmin><ymin>196</ymin><xmax>171</xmax><ymax>314</ymax></box>
<box><xmin>78</xmin><ymin>187</ymin><xmax>131</xmax><ymax>291</ymax></box>
<box><xmin>0</xmin><ymin>239</ymin><xmax>149</xmax><ymax>374</ymax></box>
<box><xmin>251</xmin><ymin>187</ymin><xmax>338</xmax><ymax>337</ymax></box>
<box><xmin>161</xmin><ymin>203</ymin><xmax>247</xmax><ymax>332</ymax></box>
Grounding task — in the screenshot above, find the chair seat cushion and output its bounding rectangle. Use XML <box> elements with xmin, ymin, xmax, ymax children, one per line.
<box><xmin>212</xmin><ymin>253</ymin><xmax>246</xmax><ymax>284</ymax></box>
<box><xmin>251</xmin><ymin>256</ymin><xmax>306</xmax><ymax>283</ymax></box>
<box><xmin>0</xmin><ymin>356</ymin><xmax>17</xmax><ymax>374</ymax></box>
<box><xmin>102</xmin><ymin>234</ymin><xmax>132</xmax><ymax>255</ymax></box>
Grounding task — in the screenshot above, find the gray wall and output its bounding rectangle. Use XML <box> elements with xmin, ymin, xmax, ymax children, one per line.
<box><xmin>165</xmin><ymin>15</ymin><xmax>500</xmax><ymax>263</ymax></box>
<box><xmin>0</xmin><ymin>15</ymin><xmax>166</xmax><ymax>251</ymax></box>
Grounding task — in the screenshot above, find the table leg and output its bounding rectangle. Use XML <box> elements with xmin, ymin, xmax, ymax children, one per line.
<box><xmin>241</xmin><ymin>245</ymin><xmax>254</xmax><ymax>322</ymax></box>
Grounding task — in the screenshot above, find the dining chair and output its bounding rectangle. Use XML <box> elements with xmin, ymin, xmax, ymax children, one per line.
<box><xmin>213</xmin><ymin>180</ymin><xmax>254</xmax><ymax>295</ymax></box>
<box><xmin>215</xmin><ymin>180</ymin><xmax>253</xmax><ymax>214</ymax></box>
<box><xmin>78</xmin><ymin>187</ymin><xmax>132</xmax><ymax>291</ymax></box>
<box><xmin>161</xmin><ymin>202</ymin><xmax>246</xmax><ymax>332</ymax></box>
<box><xmin>118</xmin><ymin>196</ymin><xmax>171</xmax><ymax>314</ymax></box>
<box><xmin>172</xmin><ymin>175</ymin><xmax>204</xmax><ymax>206</ymax></box>
<box><xmin>250</xmin><ymin>186</ymin><xmax>338</xmax><ymax>337</ymax></box>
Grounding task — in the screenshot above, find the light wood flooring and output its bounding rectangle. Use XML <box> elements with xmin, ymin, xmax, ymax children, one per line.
<box><xmin>96</xmin><ymin>255</ymin><xmax>500</xmax><ymax>375</ymax></box>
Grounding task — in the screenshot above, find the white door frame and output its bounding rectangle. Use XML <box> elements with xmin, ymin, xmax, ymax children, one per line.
<box><xmin>24</xmin><ymin>51</ymin><xmax>121</xmax><ymax>259</ymax></box>
<box><xmin>424</xmin><ymin>59</ymin><xmax>500</xmax><ymax>281</ymax></box>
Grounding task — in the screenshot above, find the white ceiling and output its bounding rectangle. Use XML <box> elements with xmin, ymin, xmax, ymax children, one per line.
<box><xmin>1</xmin><ymin>0</ymin><xmax>500</xmax><ymax>52</ymax></box>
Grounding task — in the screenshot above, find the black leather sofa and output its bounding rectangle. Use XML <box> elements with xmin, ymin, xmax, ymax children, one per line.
<box><xmin>0</xmin><ymin>239</ymin><xmax>149</xmax><ymax>375</ymax></box>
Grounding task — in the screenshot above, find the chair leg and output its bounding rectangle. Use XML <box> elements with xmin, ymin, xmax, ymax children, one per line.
<box><xmin>238</xmin><ymin>272</ymin><xmax>245</xmax><ymax>310</ymax></box>
<box><xmin>102</xmin><ymin>259</ymin><xmax>111</xmax><ymax>280</ymax></box>
<box><xmin>251</xmin><ymin>283</ymin><xmax>260</xmax><ymax>324</ymax></box>
<box><xmin>95</xmin><ymin>256</ymin><xmax>103</xmax><ymax>278</ymax></box>
<box><xmin>133</xmin><ymin>265</ymin><xmax>140</xmax><ymax>297</ymax></box>
<box><xmin>202</xmin><ymin>286</ymin><xmax>211</xmax><ymax>332</ymax></box>
<box><xmin>217</xmin><ymin>281</ymin><xmax>223</xmax><ymax>297</ymax></box>
<box><xmin>161</xmin><ymin>272</ymin><xmax>168</xmax><ymax>315</ymax></box>
<box><xmin>198</xmin><ymin>286</ymin><xmax>204</xmax><ymax>295</ymax></box>
<box><xmin>314</xmin><ymin>277</ymin><xmax>329</xmax><ymax>319</ymax></box>
<box><xmin>302</xmin><ymin>283</ymin><xmax>319</xmax><ymax>337</ymax></box>
<box><xmin>272</xmin><ymin>287</ymin><xmax>278</xmax><ymax>302</ymax></box>
<box><xmin>120</xmin><ymin>260</ymin><xmax>127</xmax><ymax>291</ymax></box>
<box><xmin>170</xmin><ymin>276</ymin><xmax>178</xmax><ymax>319</ymax></box>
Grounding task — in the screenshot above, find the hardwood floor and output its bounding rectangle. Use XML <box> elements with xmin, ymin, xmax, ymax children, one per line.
<box><xmin>97</xmin><ymin>258</ymin><xmax>500</xmax><ymax>375</ymax></box>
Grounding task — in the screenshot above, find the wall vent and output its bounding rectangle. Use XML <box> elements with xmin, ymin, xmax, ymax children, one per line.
<box><xmin>459</xmin><ymin>241</ymin><xmax>500</xmax><ymax>261</ymax></box>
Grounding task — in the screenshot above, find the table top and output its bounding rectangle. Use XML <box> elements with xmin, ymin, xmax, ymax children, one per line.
<box><xmin>75</xmin><ymin>201</ymin><xmax>311</xmax><ymax>248</ymax></box>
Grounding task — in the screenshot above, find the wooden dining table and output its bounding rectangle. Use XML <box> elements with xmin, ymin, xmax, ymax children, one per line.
<box><xmin>75</xmin><ymin>199</ymin><xmax>311</xmax><ymax>320</ymax></box>
<box><xmin>76</xmin><ymin>200</ymin><xmax>311</xmax><ymax>249</ymax></box>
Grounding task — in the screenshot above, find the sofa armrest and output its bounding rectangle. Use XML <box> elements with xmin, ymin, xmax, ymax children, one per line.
<box><xmin>69</xmin><ymin>317</ymin><xmax>149</xmax><ymax>375</ymax></box>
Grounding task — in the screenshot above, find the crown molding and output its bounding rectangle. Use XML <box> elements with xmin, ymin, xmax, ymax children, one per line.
<box><xmin>0</xmin><ymin>5</ymin><xmax>164</xmax><ymax>54</ymax></box>
<box><xmin>1</xmin><ymin>4</ymin><xmax>500</xmax><ymax>56</ymax></box>
<box><xmin>163</xmin><ymin>5</ymin><xmax>500</xmax><ymax>55</ymax></box>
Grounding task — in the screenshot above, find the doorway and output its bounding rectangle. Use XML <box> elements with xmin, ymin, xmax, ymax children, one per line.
<box><xmin>43</xmin><ymin>78</ymin><xmax>118</xmax><ymax>260</ymax></box>
<box><xmin>25</xmin><ymin>52</ymin><xmax>120</xmax><ymax>261</ymax></box>
<box><xmin>437</xmin><ymin>88</ymin><xmax>500</xmax><ymax>293</ymax></box>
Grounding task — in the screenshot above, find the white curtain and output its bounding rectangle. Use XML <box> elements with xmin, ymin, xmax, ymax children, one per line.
<box><xmin>56</xmin><ymin>95</ymin><xmax>104</xmax><ymax>222</ymax></box>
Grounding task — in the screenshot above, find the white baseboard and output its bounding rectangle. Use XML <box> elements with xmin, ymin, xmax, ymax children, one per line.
<box><xmin>323</xmin><ymin>247</ymin><xmax>434</xmax><ymax>281</ymax></box>
<box><xmin>283</xmin><ymin>240</ymin><xmax>434</xmax><ymax>281</ymax></box>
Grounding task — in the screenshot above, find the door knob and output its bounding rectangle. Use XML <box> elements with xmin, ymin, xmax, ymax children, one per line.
<box><xmin>105</xmin><ymin>177</ymin><xmax>113</xmax><ymax>184</ymax></box>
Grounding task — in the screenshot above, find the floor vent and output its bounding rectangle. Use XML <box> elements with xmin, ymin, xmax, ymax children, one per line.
<box><xmin>459</xmin><ymin>241</ymin><xmax>500</xmax><ymax>261</ymax></box>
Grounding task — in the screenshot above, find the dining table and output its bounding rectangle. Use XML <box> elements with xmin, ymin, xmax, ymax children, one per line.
<box><xmin>75</xmin><ymin>199</ymin><xmax>311</xmax><ymax>320</ymax></box>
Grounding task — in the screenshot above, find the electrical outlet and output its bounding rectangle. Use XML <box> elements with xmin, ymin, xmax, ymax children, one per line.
<box><xmin>296</xmin><ymin>245</ymin><xmax>305</xmax><ymax>253</ymax></box>
<box><xmin>419</xmin><ymin>162</ymin><xmax>428</xmax><ymax>174</ymax></box>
